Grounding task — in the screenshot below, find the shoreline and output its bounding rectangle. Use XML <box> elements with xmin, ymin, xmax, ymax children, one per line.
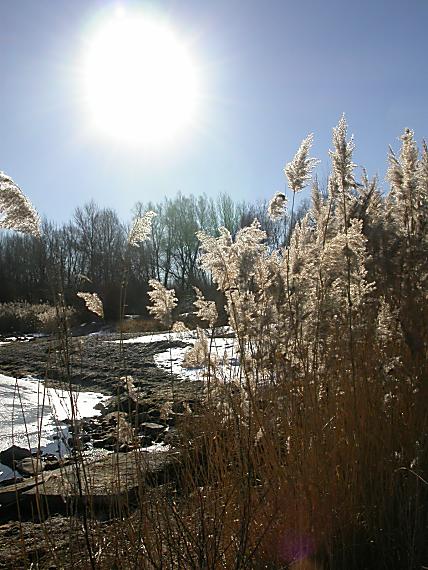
<box><xmin>0</xmin><ymin>331</ymin><xmax>204</xmax><ymax>487</ymax></box>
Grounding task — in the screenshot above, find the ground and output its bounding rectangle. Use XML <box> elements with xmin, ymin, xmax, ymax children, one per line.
<box><xmin>0</xmin><ymin>331</ymin><xmax>203</xmax><ymax>398</ymax></box>
<box><xmin>0</xmin><ymin>331</ymin><xmax>204</xmax><ymax>568</ymax></box>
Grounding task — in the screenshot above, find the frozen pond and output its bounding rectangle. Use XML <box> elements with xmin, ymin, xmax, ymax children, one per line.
<box><xmin>0</xmin><ymin>374</ymin><xmax>106</xmax><ymax>481</ymax></box>
<box><xmin>115</xmin><ymin>329</ymin><xmax>240</xmax><ymax>382</ymax></box>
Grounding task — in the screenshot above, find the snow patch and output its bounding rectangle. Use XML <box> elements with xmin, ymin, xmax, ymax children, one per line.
<box><xmin>0</xmin><ymin>374</ymin><xmax>106</xmax><ymax>453</ymax></box>
<box><xmin>154</xmin><ymin>335</ymin><xmax>240</xmax><ymax>382</ymax></box>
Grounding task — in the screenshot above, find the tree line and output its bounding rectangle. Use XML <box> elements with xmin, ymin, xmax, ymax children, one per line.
<box><xmin>0</xmin><ymin>192</ymin><xmax>308</xmax><ymax>319</ymax></box>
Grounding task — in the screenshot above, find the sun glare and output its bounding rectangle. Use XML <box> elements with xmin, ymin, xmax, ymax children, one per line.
<box><xmin>82</xmin><ymin>9</ymin><xmax>200</xmax><ymax>146</ymax></box>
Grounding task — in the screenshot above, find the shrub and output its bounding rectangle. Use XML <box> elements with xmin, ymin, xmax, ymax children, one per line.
<box><xmin>0</xmin><ymin>301</ymin><xmax>75</xmax><ymax>333</ymax></box>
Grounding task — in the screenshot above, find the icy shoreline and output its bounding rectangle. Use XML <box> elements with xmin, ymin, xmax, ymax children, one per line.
<box><xmin>0</xmin><ymin>374</ymin><xmax>106</xmax><ymax>481</ymax></box>
<box><xmin>115</xmin><ymin>328</ymin><xmax>239</xmax><ymax>382</ymax></box>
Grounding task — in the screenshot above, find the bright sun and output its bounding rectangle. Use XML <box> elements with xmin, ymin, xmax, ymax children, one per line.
<box><xmin>82</xmin><ymin>9</ymin><xmax>200</xmax><ymax>146</ymax></box>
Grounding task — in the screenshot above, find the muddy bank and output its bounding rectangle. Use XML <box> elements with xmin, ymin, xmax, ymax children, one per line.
<box><xmin>0</xmin><ymin>331</ymin><xmax>207</xmax><ymax>567</ymax></box>
<box><xmin>0</xmin><ymin>332</ymin><xmax>206</xmax><ymax>460</ymax></box>
<box><xmin>0</xmin><ymin>332</ymin><xmax>203</xmax><ymax>400</ymax></box>
<box><xmin>0</xmin><ymin>331</ymin><xmax>204</xmax><ymax>461</ymax></box>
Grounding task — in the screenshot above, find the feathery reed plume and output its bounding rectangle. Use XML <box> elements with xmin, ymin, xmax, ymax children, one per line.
<box><xmin>182</xmin><ymin>327</ymin><xmax>211</xmax><ymax>368</ymax></box>
<box><xmin>172</xmin><ymin>320</ymin><xmax>189</xmax><ymax>333</ymax></box>
<box><xmin>127</xmin><ymin>210</ymin><xmax>157</xmax><ymax>247</ymax></box>
<box><xmin>197</xmin><ymin>220</ymin><xmax>266</xmax><ymax>291</ymax></box>
<box><xmin>77</xmin><ymin>292</ymin><xmax>104</xmax><ymax>318</ymax></box>
<box><xmin>0</xmin><ymin>171</ymin><xmax>41</xmax><ymax>237</ymax></box>
<box><xmin>267</xmin><ymin>191</ymin><xmax>287</xmax><ymax>221</ymax></box>
<box><xmin>418</xmin><ymin>139</ymin><xmax>428</xmax><ymax>191</ymax></box>
<box><xmin>284</xmin><ymin>133</ymin><xmax>319</xmax><ymax>193</ymax></box>
<box><xmin>387</xmin><ymin>129</ymin><xmax>418</xmax><ymax>197</ymax></box>
<box><xmin>193</xmin><ymin>287</ymin><xmax>218</xmax><ymax>327</ymax></box>
<box><xmin>329</xmin><ymin>114</ymin><xmax>356</xmax><ymax>189</ymax></box>
<box><xmin>147</xmin><ymin>279</ymin><xmax>177</xmax><ymax>327</ymax></box>
<box><xmin>387</xmin><ymin>128</ymin><xmax>420</xmax><ymax>234</ymax></box>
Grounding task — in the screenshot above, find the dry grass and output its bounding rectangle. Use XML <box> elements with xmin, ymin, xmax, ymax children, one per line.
<box><xmin>5</xmin><ymin>122</ymin><xmax>428</xmax><ymax>569</ymax></box>
<box><xmin>117</xmin><ymin>317</ymin><xmax>164</xmax><ymax>335</ymax></box>
<box><xmin>17</xmin><ymin>330</ymin><xmax>425</xmax><ymax>569</ymax></box>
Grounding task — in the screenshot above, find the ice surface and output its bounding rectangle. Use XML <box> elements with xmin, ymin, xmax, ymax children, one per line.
<box><xmin>112</xmin><ymin>329</ymin><xmax>240</xmax><ymax>382</ymax></box>
<box><xmin>0</xmin><ymin>374</ymin><xmax>106</xmax><ymax>453</ymax></box>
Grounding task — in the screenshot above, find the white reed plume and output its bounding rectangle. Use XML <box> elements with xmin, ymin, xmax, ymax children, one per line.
<box><xmin>198</xmin><ymin>220</ymin><xmax>266</xmax><ymax>291</ymax></box>
<box><xmin>128</xmin><ymin>211</ymin><xmax>157</xmax><ymax>247</ymax></box>
<box><xmin>329</xmin><ymin>115</ymin><xmax>356</xmax><ymax>189</ymax></box>
<box><xmin>172</xmin><ymin>321</ymin><xmax>189</xmax><ymax>333</ymax></box>
<box><xmin>0</xmin><ymin>171</ymin><xmax>41</xmax><ymax>237</ymax></box>
<box><xmin>418</xmin><ymin>140</ymin><xmax>428</xmax><ymax>192</ymax></box>
<box><xmin>77</xmin><ymin>292</ymin><xmax>104</xmax><ymax>318</ymax></box>
<box><xmin>267</xmin><ymin>192</ymin><xmax>287</xmax><ymax>221</ymax></box>
<box><xmin>284</xmin><ymin>133</ymin><xmax>319</xmax><ymax>193</ymax></box>
<box><xmin>182</xmin><ymin>327</ymin><xmax>211</xmax><ymax>369</ymax></box>
<box><xmin>147</xmin><ymin>279</ymin><xmax>177</xmax><ymax>327</ymax></box>
<box><xmin>193</xmin><ymin>287</ymin><xmax>218</xmax><ymax>327</ymax></box>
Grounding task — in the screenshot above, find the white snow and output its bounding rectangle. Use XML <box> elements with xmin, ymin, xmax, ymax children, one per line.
<box><xmin>0</xmin><ymin>333</ymin><xmax>47</xmax><ymax>346</ymax></box>
<box><xmin>153</xmin><ymin>336</ymin><xmax>239</xmax><ymax>381</ymax></box>
<box><xmin>113</xmin><ymin>329</ymin><xmax>240</xmax><ymax>382</ymax></box>
<box><xmin>141</xmin><ymin>442</ymin><xmax>171</xmax><ymax>453</ymax></box>
<box><xmin>114</xmin><ymin>330</ymin><xmax>197</xmax><ymax>344</ymax></box>
<box><xmin>0</xmin><ymin>374</ymin><xmax>106</xmax><ymax>453</ymax></box>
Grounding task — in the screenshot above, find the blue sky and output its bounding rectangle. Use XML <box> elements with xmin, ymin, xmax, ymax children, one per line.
<box><xmin>1</xmin><ymin>0</ymin><xmax>427</xmax><ymax>222</ymax></box>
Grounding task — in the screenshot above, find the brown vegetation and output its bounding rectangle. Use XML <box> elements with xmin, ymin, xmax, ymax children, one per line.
<box><xmin>0</xmin><ymin>120</ymin><xmax>427</xmax><ymax>568</ymax></box>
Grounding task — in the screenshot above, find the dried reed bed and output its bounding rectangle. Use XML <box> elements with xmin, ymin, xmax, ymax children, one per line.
<box><xmin>3</xmin><ymin>119</ymin><xmax>427</xmax><ymax>568</ymax></box>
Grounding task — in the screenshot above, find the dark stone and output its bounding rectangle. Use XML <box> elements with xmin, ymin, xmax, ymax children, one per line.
<box><xmin>0</xmin><ymin>446</ymin><xmax>32</xmax><ymax>469</ymax></box>
<box><xmin>147</xmin><ymin>408</ymin><xmax>161</xmax><ymax>420</ymax></box>
<box><xmin>103</xmin><ymin>411</ymin><xmax>129</xmax><ymax>425</ymax></box>
<box><xmin>164</xmin><ymin>428</ymin><xmax>181</xmax><ymax>447</ymax></box>
<box><xmin>140</xmin><ymin>422</ymin><xmax>165</xmax><ymax>437</ymax></box>
<box><xmin>172</xmin><ymin>401</ymin><xmax>186</xmax><ymax>414</ymax></box>
<box><xmin>92</xmin><ymin>434</ymin><xmax>117</xmax><ymax>449</ymax></box>
<box><xmin>103</xmin><ymin>394</ymin><xmax>137</xmax><ymax>413</ymax></box>
<box><xmin>43</xmin><ymin>458</ymin><xmax>61</xmax><ymax>471</ymax></box>
<box><xmin>134</xmin><ymin>401</ymin><xmax>151</xmax><ymax>413</ymax></box>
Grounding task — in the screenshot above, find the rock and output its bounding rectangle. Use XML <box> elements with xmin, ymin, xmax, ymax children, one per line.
<box><xmin>147</xmin><ymin>408</ymin><xmax>161</xmax><ymax>420</ymax></box>
<box><xmin>1</xmin><ymin>450</ymin><xmax>181</xmax><ymax>521</ymax></box>
<box><xmin>15</xmin><ymin>457</ymin><xmax>44</xmax><ymax>476</ymax></box>
<box><xmin>43</xmin><ymin>458</ymin><xmax>62</xmax><ymax>471</ymax></box>
<box><xmin>140</xmin><ymin>422</ymin><xmax>165</xmax><ymax>438</ymax></box>
<box><xmin>103</xmin><ymin>394</ymin><xmax>138</xmax><ymax>414</ymax></box>
<box><xmin>0</xmin><ymin>446</ymin><xmax>32</xmax><ymax>469</ymax></box>
<box><xmin>92</xmin><ymin>434</ymin><xmax>117</xmax><ymax>449</ymax></box>
<box><xmin>135</xmin><ymin>401</ymin><xmax>152</xmax><ymax>413</ymax></box>
<box><xmin>133</xmin><ymin>411</ymin><xmax>151</xmax><ymax>424</ymax></box>
<box><xmin>172</xmin><ymin>401</ymin><xmax>186</xmax><ymax>414</ymax></box>
<box><xmin>163</xmin><ymin>428</ymin><xmax>181</xmax><ymax>447</ymax></box>
<box><xmin>103</xmin><ymin>411</ymin><xmax>129</xmax><ymax>425</ymax></box>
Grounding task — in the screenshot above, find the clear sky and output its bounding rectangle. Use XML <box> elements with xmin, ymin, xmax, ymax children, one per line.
<box><xmin>1</xmin><ymin>0</ymin><xmax>427</xmax><ymax>222</ymax></box>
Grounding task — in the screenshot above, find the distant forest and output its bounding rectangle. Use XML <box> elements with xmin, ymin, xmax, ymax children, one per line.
<box><xmin>0</xmin><ymin>192</ymin><xmax>308</xmax><ymax>319</ymax></box>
